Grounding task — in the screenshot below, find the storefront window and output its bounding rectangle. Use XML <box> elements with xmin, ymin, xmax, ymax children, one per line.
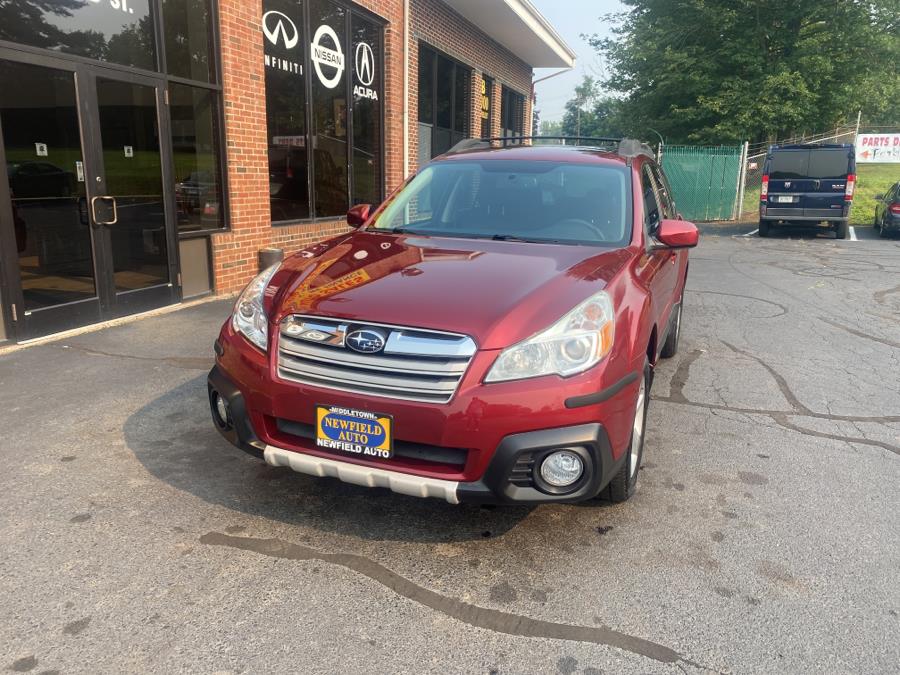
<box><xmin>170</xmin><ymin>84</ymin><xmax>224</xmax><ymax>231</ymax></box>
<box><xmin>418</xmin><ymin>44</ymin><xmax>470</xmax><ymax>160</ymax></box>
<box><xmin>309</xmin><ymin>0</ymin><xmax>348</xmax><ymax>218</ymax></box>
<box><xmin>162</xmin><ymin>0</ymin><xmax>215</xmax><ymax>82</ymax></box>
<box><xmin>480</xmin><ymin>76</ymin><xmax>493</xmax><ymax>139</ymax></box>
<box><xmin>263</xmin><ymin>0</ymin><xmax>385</xmax><ymax>223</ymax></box>
<box><xmin>351</xmin><ymin>14</ymin><xmax>382</xmax><ymax>207</ymax></box>
<box><xmin>501</xmin><ymin>86</ymin><xmax>526</xmax><ymax>141</ymax></box>
<box><xmin>0</xmin><ymin>0</ymin><xmax>157</xmax><ymax>71</ymax></box>
<box><xmin>264</xmin><ymin>0</ymin><xmax>310</xmax><ymax>222</ymax></box>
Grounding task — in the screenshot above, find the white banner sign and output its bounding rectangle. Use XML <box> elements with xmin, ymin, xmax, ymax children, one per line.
<box><xmin>855</xmin><ymin>134</ymin><xmax>900</xmax><ymax>163</ymax></box>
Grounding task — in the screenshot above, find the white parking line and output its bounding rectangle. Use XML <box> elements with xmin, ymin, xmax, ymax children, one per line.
<box><xmin>740</xmin><ymin>229</ymin><xmax>759</xmax><ymax>237</ymax></box>
<box><xmin>849</xmin><ymin>226</ymin><xmax>858</xmax><ymax>241</ymax></box>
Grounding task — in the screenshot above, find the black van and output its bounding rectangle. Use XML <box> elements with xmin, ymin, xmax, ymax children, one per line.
<box><xmin>759</xmin><ymin>144</ymin><xmax>856</xmax><ymax>238</ymax></box>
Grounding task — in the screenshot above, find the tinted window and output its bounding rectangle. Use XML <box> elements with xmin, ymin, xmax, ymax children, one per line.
<box><xmin>170</xmin><ymin>84</ymin><xmax>224</xmax><ymax>231</ymax></box>
<box><xmin>807</xmin><ymin>149</ymin><xmax>851</xmax><ymax>179</ymax></box>
<box><xmin>372</xmin><ymin>161</ymin><xmax>631</xmax><ymax>247</ymax></box>
<box><xmin>768</xmin><ymin>151</ymin><xmax>808</xmax><ymax>179</ymax></box>
<box><xmin>641</xmin><ymin>166</ymin><xmax>661</xmax><ymax>232</ymax></box>
<box><xmin>351</xmin><ymin>14</ymin><xmax>383</xmax><ymax>206</ymax></box>
<box><xmin>0</xmin><ymin>0</ymin><xmax>156</xmax><ymax>70</ymax></box>
<box><xmin>163</xmin><ymin>0</ymin><xmax>215</xmax><ymax>81</ymax></box>
<box><xmin>418</xmin><ymin>45</ymin><xmax>471</xmax><ymax>159</ymax></box>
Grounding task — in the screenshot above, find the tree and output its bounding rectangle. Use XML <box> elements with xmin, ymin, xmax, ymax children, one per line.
<box><xmin>588</xmin><ymin>0</ymin><xmax>900</xmax><ymax>143</ymax></box>
<box><xmin>559</xmin><ymin>75</ymin><xmax>628</xmax><ymax>139</ymax></box>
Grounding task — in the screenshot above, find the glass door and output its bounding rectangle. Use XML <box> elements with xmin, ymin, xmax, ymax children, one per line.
<box><xmin>0</xmin><ymin>51</ymin><xmax>177</xmax><ymax>340</ymax></box>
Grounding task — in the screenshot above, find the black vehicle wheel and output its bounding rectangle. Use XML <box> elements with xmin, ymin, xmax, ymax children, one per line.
<box><xmin>836</xmin><ymin>221</ymin><xmax>849</xmax><ymax>240</ymax></box>
<box><xmin>603</xmin><ymin>361</ymin><xmax>650</xmax><ymax>504</ymax></box>
<box><xmin>758</xmin><ymin>219</ymin><xmax>771</xmax><ymax>237</ymax></box>
<box><xmin>660</xmin><ymin>296</ymin><xmax>683</xmax><ymax>359</ymax></box>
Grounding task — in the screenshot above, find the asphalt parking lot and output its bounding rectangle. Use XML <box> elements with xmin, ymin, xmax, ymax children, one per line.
<box><xmin>1</xmin><ymin>224</ymin><xmax>898</xmax><ymax>674</ymax></box>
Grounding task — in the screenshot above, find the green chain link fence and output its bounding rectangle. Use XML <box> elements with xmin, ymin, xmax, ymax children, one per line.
<box><xmin>661</xmin><ymin>145</ymin><xmax>744</xmax><ymax>221</ymax></box>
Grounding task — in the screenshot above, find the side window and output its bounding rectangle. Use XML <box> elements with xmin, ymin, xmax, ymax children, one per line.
<box><xmin>641</xmin><ymin>165</ymin><xmax>662</xmax><ymax>234</ymax></box>
<box><xmin>651</xmin><ymin>164</ymin><xmax>677</xmax><ymax>219</ymax></box>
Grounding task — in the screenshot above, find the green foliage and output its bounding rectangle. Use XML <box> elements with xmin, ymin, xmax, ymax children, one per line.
<box><xmin>557</xmin><ymin>76</ymin><xmax>629</xmax><ymax>139</ymax></box>
<box><xmin>587</xmin><ymin>0</ymin><xmax>900</xmax><ymax>144</ymax></box>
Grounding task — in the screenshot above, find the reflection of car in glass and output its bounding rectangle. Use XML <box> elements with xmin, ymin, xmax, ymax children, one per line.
<box><xmin>175</xmin><ymin>171</ymin><xmax>217</xmax><ymax>216</ymax></box>
<box><xmin>873</xmin><ymin>181</ymin><xmax>900</xmax><ymax>238</ymax></box>
<box><xmin>268</xmin><ymin>146</ymin><xmax>309</xmax><ymax>220</ymax></box>
<box><xmin>759</xmin><ymin>144</ymin><xmax>856</xmax><ymax>239</ymax></box>
<box><xmin>209</xmin><ymin>139</ymin><xmax>698</xmax><ymax>505</ymax></box>
<box><xmin>7</xmin><ymin>161</ymin><xmax>76</xmax><ymax>198</ymax></box>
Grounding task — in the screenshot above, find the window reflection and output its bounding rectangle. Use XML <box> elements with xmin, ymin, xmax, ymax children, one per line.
<box><xmin>0</xmin><ymin>0</ymin><xmax>157</xmax><ymax>71</ymax></box>
<box><xmin>351</xmin><ymin>14</ymin><xmax>382</xmax><ymax>206</ymax></box>
<box><xmin>163</xmin><ymin>0</ymin><xmax>214</xmax><ymax>81</ymax></box>
<box><xmin>170</xmin><ymin>84</ymin><xmax>224</xmax><ymax>231</ymax></box>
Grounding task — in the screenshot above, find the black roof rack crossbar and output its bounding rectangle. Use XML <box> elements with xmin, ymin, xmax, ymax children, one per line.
<box><xmin>446</xmin><ymin>136</ymin><xmax>656</xmax><ymax>162</ymax></box>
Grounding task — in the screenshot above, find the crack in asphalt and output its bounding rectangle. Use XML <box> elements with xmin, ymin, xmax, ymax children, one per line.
<box><xmin>656</xmin><ymin>346</ymin><xmax>900</xmax><ymax>456</ymax></box>
<box><xmin>873</xmin><ymin>284</ymin><xmax>900</xmax><ymax>306</ymax></box>
<box><xmin>56</xmin><ymin>343</ymin><xmax>212</xmax><ymax>371</ymax></box>
<box><xmin>818</xmin><ymin>317</ymin><xmax>900</xmax><ymax>350</ymax></box>
<box><xmin>686</xmin><ymin>290</ymin><xmax>788</xmax><ymax>318</ymax></box>
<box><xmin>199</xmin><ymin>532</ymin><xmax>702</xmax><ymax>667</ymax></box>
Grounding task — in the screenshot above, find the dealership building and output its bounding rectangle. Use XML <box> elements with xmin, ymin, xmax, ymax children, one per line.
<box><xmin>0</xmin><ymin>0</ymin><xmax>574</xmax><ymax>343</ymax></box>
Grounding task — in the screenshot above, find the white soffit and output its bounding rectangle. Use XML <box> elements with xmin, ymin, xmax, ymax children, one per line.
<box><xmin>440</xmin><ymin>0</ymin><xmax>577</xmax><ymax>69</ymax></box>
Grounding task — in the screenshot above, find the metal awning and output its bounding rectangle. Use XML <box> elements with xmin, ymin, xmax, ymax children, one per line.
<box><xmin>440</xmin><ymin>0</ymin><xmax>576</xmax><ymax>69</ymax></box>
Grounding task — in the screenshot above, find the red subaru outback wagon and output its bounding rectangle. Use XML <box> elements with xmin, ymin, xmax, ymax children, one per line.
<box><xmin>209</xmin><ymin>139</ymin><xmax>698</xmax><ymax>504</ymax></box>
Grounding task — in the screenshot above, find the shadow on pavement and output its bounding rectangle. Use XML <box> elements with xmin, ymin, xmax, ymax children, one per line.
<box><xmin>123</xmin><ymin>376</ymin><xmax>535</xmax><ymax>543</ymax></box>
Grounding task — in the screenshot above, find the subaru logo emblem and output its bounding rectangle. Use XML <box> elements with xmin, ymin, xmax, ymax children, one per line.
<box><xmin>346</xmin><ymin>329</ymin><xmax>386</xmax><ymax>354</ymax></box>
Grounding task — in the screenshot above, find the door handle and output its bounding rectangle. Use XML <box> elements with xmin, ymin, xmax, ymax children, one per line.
<box><xmin>90</xmin><ymin>196</ymin><xmax>118</xmax><ymax>226</ymax></box>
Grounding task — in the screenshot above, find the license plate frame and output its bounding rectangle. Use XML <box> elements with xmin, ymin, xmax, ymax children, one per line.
<box><xmin>315</xmin><ymin>405</ymin><xmax>394</xmax><ymax>460</ymax></box>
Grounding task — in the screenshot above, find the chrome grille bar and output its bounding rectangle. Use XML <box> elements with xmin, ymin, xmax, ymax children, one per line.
<box><xmin>277</xmin><ymin>316</ymin><xmax>476</xmax><ymax>404</ymax></box>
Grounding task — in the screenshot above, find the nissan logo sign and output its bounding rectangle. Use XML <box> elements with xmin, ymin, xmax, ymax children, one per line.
<box><xmin>262</xmin><ymin>11</ymin><xmax>299</xmax><ymax>50</ymax></box>
<box><xmin>346</xmin><ymin>329</ymin><xmax>387</xmax><ymax>354</ymax></box>
<box><xmin>311</xmin><ymin>24</ymin><xmax>345</xmax><ymax>89</ymax></box>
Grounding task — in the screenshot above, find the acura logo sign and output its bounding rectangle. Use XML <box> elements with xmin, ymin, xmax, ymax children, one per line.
<box><xmin>262</xmin><ymin>11</ymin><xmax>299</xmax><ymax>49</ymax></box>
<box><xmin>355</xmin><ymin>42</ymin><xmax>375</xmax><ymax>86</ymax></box>
<box><xmin>346</xmin><ymin>329</ymin><xmax>386</xmax><ymax>354</ymax></box>
<box><xmin>311</xmin><ymin>24</ymin><xmax>345</xmax><ymax>89</ymax></box>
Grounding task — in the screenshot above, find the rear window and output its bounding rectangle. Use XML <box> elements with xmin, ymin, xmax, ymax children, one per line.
<box><xmin>807</xmin><ymin>149</ymin><xmax>851</xmax><ymax>179</ymax></box>
<box><xmin>768</xmin><ymin>151</ymin><xmax>808</xmax><ymax>179</ymax></box>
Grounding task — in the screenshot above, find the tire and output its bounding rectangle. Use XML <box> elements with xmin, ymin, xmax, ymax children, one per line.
<box><xmin>603</xmin><ymin>361</ymin><xmax>650</xmax><ymax>503</ymax></box>
<box><xmin>660</xmin><ymin>296</ymin><xmax>683</xmax><ymax>359</ymax></box>
<box><xmin>758</xmin><ymin>219</ymin><xmax>771</xmax><ymax>237</ymax></box>
<box><xmin>879</xmin><ymin>216</ymin><xmax>888</xmax><ymax>238</ymax></box>
<box><xmin>835</xmin><ymin>220</ymin><xmax>848</xmax><ymax>239</ymax></box>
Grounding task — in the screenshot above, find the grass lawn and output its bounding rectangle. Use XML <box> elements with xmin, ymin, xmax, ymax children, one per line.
<box><xmin>852</xmin><ymin>163</ymin><xmax>900</xmax><ymax>226</ymax></box>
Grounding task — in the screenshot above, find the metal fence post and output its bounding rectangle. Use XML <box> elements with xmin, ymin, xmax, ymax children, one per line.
<box><xmin>735</xmin><ymin>141</ymin><xmax>749</xmax><ymax>220</ymax></box>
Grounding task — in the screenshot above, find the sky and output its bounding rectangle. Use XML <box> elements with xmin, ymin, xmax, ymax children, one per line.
<box><xmin>530</xmin><ymin>0</ymin><xmax>626</xmax><ymax>123</ymax></box>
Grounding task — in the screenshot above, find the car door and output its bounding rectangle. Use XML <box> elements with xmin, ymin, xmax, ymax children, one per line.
<box><xmin>638</xmin><ymin>163</ymin><xmax>678</xmax><ymax>352</ymax></box>
<box><xmin>804</xmin><ymin>148</ymin><xmax>852</xmax><ymax>220</ymax></box>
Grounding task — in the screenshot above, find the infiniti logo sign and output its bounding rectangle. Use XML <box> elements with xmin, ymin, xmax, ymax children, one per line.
<box><xmin>346</xmin><ymin>329</ymin><xmax>386</xmax><ymax>354</ymax></box>
<box><xmin>262</xmin><ymin>11</ymin><xmax>299</xmax><ymax>49</ymax></box>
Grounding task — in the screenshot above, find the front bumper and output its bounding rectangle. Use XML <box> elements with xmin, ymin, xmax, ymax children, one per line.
<box><xmin>208</xmin><ymin>359</ymin><xmax>627</xmax><ymax>505</ymax></box>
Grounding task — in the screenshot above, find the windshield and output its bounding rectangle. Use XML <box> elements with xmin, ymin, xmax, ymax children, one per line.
<box><xmin>369</xmin><ymin>160</ymin><xmax>631</xmax><ymax>246</ymax></box>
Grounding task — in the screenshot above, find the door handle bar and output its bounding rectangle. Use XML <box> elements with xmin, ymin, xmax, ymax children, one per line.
<box><xmin>90</xmin><ymin>196</ymin><xmax>117</xmax><ymax>226</ymax></box>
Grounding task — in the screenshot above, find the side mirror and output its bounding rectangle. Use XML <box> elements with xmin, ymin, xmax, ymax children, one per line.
<box><xmin>347</xmin><ymin>203</ymin><xmax>372</xmax><ymax>228</ymax></box>
<box><xmin>656</xmin><ymin>219</ymin><xmax>699</xmax><ymax>249</ymax></box>
<box><xmin>874</xmin><ymin>194</ymin><xmax>884</xmax><ymax>201</ymax></box>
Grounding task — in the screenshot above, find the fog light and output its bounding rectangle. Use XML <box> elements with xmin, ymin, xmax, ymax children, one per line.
<box><xmin>540</xmin><ymin>450</ymin><xmax>584</xmax><ymax>488</ymax></box>
<box><xmin>213</xmin><ymin>392</ymin><xmax>230</xmax><ymax>427</ymax></box>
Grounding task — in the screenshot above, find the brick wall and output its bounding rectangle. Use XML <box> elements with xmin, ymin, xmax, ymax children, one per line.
<box><xmin>211</xmin><ymin>0</ymin><xmax>534</xmax><ymax>294</ymax></box>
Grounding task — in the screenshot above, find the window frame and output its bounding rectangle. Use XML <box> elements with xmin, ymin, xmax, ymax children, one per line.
<box><xmin>268</xmin><ymin>0</ymin><xmax>387</xmax><ymax>227</ymax></box>
<box><xmin>641</xmin><ymin>163</ymin><xmax>664</xmax><ymax>237</ymax></box>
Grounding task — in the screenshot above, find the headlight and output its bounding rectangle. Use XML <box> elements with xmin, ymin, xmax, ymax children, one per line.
<box><xmin>232</xmin><ymin>264</ymin><xmax>280</xmax><ymax>351</ymax></box>
<box><xmin>485</xmin><ymin>291</ymin><xmax>615</xmax><ymax>383</ymax></box>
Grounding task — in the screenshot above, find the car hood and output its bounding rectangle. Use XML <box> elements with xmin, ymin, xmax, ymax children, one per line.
<box><xmin>268</xmin><ymin>231</ymin><xmax>632</xmax><ymax>349</ymax></box>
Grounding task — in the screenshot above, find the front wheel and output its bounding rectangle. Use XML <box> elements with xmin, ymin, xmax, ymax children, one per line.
<box><xmin>603</xmin><ymin>362</ymin><xmax>650</xmax><ymax>503</ymax></box>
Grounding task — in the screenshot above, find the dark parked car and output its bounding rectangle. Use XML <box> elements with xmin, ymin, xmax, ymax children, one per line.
<box><xmin>208</xmin><ymin>138</ymin><xmax>699</xmax><ymax>505</ymax></box>
<box><xmin>874</xmin><ymin>181</ymin><xmax>900</xmax><ymax>238</ymax></box>
<box><xmin>759</xmin><ymin>144</ymin><xmax>856</xmax><ymax>239</ymax></box>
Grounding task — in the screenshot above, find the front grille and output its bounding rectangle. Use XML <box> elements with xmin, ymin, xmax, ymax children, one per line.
<box><xmin>275</xmin><ymin>418</ymin><xmax>469</xmax><ymax>468</ymax></box>
<box><xmin>277</xmin><ymin>316</ymin><xmax>477</xmax><ymax>404</ymax></box>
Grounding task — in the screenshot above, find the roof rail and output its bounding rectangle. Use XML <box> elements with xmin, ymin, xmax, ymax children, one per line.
<box><xmin>446</xmin><ymin>136</ymin><xmax>656</xmax><ymax>162</ymax></box>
